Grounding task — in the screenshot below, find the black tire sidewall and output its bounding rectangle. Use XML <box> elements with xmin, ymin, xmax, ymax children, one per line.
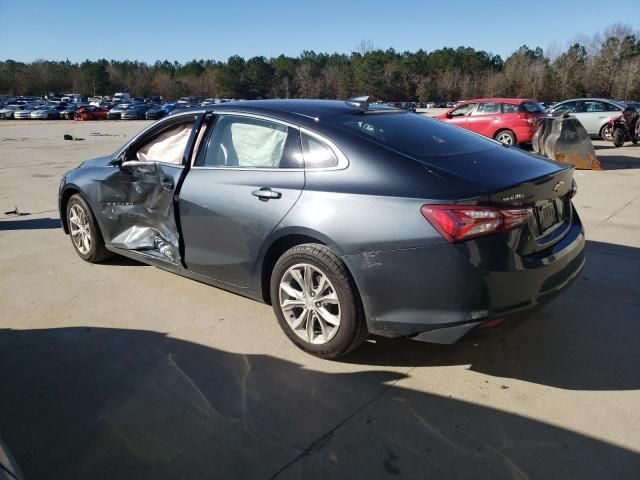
<box><xmin>270</xmin><ymin>246</ymin><xmax>362</xmax><ymax>358</ymax></box>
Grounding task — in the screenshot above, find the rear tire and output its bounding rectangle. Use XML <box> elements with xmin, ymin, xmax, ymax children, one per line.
<box><xmin>600</xmin><ymin>124</ymin><xmax>613</xmax><ymax>141</ymax></box>
<box><xmin>494</xmin><ymin>130</ymin><xmax>516</xmax><ymax>145</ymax></box>
<box><xmin>612</xmin><ymin>128</ymin><xmax>625</xmax><ymax>148</ymax></box>
<box><xmin>270</xmin><ymin>244</ymin><xmax>367</xmax><ymax>359</ymax></box>
<box><xmin>66</xmin><ymin>194</ymin><xmax>111</xmax><ymax>263</ymax></box>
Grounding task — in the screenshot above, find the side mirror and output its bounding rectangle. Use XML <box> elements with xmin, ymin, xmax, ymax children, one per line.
<box><xmin>110</xmin><ymin>151</ymin><xmax>127</xmax><ymax>166</ymax></box>
<box><xmin>446</xmin><ymin>112</ymin><xmax>453</xmax><ymax>118</ymax></box>
<box><xmin>120</xmin><ymin>160</ymin><xmax>157</xmax><ymax>173</ymax></box>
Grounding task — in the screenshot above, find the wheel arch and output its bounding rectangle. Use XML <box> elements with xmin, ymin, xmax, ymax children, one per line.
<box><xmin>256</xmin><ymin>228</ymin><xmax>347</xmax><ymax>304</ymax></box>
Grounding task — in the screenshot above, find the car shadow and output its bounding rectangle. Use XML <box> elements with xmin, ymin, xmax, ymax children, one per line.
<box><xmin>0</xmin><ymin>326</ymin><xmax>637</xmax><ymax>479</ymax></box>
<box><xmin>341</xmin><ymin>240</ymin><xmax>640</xmax><ymax>392</ymax></box>
<box><xmin>596</xmin><ymin>153</ymin><xmax>640</xmax><ymax>170</ymax></box>
<box><xmin>0</xmin><ymin>217</ymin><xmax>61</xmax><ymax>231</ymax></box>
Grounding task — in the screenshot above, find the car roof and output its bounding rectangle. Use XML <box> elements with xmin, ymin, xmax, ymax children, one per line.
<box><xmin>558</xmin><ymin>98</ymin><xmax>619</xmax><ymax>103</ymax></box>
<box><xmin>178</xmin><ymin>99</ymin><xmax>389</xmax><ymax>121</ymax></box>
<box><xmin>461</xmin><ymin>98</ymin><xmax>537</xmax><ymax>104</ymax></box>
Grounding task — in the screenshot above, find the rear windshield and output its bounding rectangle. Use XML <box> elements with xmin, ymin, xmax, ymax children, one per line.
<box><xmin>334</xmin><ymin>112</ymin><xmax>495</xmax><ymax>158</ymax></box>
<box><xmin>522</xmin><ymin>102</ymin><xmax>545</xmax><ymax>113</ymax></box>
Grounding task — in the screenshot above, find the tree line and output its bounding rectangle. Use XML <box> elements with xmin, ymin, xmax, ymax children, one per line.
<box><xmin>1</xmin><ymin>24</ymin><xmax>638</xmax><ymax>102</ymax></box>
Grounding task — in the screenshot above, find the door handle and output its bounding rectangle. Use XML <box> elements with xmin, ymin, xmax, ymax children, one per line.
<box><xmin>161</xmin><ymin>178</ymin><xmax>175</xmax><ymax>190</ymax></box>
<box><xmin>252</xmin><ymin>187</ymin><xmax>282</xmax><ymax>201</ymax></box>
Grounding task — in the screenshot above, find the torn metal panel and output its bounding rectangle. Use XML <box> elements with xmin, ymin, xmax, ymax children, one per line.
<box><xmin>99</xmin><ymin>162</ymin><xmax>184</xmax><ymax>263</ymax></box>
<box><xmin>541</xmin><ymin>116</ymin><xmax>601</xmax><ymax>170</ymax></box>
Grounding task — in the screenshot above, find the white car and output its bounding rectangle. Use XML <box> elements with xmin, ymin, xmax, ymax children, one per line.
<box><xmin>0</xmin><ymin>105</ymin><xmax>18</xmax><ymax>119</ymax></box>
<box><xmin>547</xmin><ymin>98</ymin><xmax>625</xmax><ymax>140</ymax></box>
<box><xmin>13</xmin><ymin>106</ymin><xmax>35</xmax><ymax>119</ymax></box>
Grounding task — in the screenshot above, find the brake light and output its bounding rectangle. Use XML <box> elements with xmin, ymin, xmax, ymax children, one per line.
<box><xmin>519</xmin><ymin>113</ymin><xmax>534</xmax><ymax>125</ymax></box>
<box><xmin>421</xmin><ymin>205</ymin><xmax>533</xmax><ymax>243</ymax></box>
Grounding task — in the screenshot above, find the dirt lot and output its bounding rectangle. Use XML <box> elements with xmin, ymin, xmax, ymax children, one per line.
<box><xmin>1</xmin><ymin>119</ymin><xmax>639</xmax><ymax>479</ymax></box>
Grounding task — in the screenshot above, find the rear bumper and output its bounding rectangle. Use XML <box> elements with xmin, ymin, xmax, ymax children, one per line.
<box><xmin>343</xmin><ymin>211</ymin><xmax>585</xmax><ymax>342</ymax></box>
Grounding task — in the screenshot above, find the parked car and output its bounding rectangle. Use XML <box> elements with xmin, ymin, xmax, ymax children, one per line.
<box><xmin>59</xmin><ymin>104</ymin><xmax>79</xmax><ymax>120</ymax></box>
<box><xmin>106</xmin><ymin>103</ymin><xmax>132</xmax><ymax>120</ymax></box>
<box><xmin>436</xmin><ymin>98</ymin><xmax>546</xmax><ymax>145</ymax></box>
<box><xmin>0</xmin><ymin>105</ymin><xmax>18</xmax><ymax>119</ymax></box>
<box><xmin>547</xmin><ymin>98</ymin><xmax>625</xmax><ymax>140</ymax></box>
<box><xmin>121</xmin><ymin>104</ymin><xmax>154</xmax><ymax>120</ymax></box>
<box><xmin>59</xmin><ymin>99</ymin><xmax>584</xmax><ymax>359</ymax></box>
<box><xmin>13</xmin><ymin>106</ymin><xmax>35</xmax><ymax>119</ymax></box>
<box><xmin>145</xmin><ymin>103</ymin><xmax>177</xmax><ymax>120</ymax></box>
<box><xmin>74</xmin><ymin>105</ymin><xmax>109</xmax><ymax>121</ymax></box>
<box><xmin>30</xmin><ymin>106</ymin><xmax>61</xmax><ymax>119</ymax></box>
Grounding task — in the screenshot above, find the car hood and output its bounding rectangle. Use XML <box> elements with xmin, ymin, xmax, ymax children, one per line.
<box><xmin>79</xmin><ymin>155</ymin><xmax>113</xmax><ymax>168</ymax></box>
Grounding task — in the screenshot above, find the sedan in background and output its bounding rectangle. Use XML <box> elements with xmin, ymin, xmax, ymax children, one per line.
<box><xmin>74</xmin><ymin>106</ymin><xmax>110</xmax><ymax>121</ymax></box>
<box><xmin>13</xmin><ymin>106</ymin><xmax>35</xmax><ymax>119</ymax></box>
<box><xmin>121</xmin><ymin>104</ymin><xmax>154</xmax><ymax>120</ymax></box>
<box><xmin>145</xmin><ymin>103</ymin><xmax>178</xmax><ymax>120</ymax></box>
<box><xmin>547</xmin><ymin>98</ymin><xmax>624</xmax><ymax>140</ymax></box>
<box><xmin>0</xmin><ymin>105</ymin><xmax>19</xmax><ymax>119</ymax></box>
<box><xmin>106</xmin><ymin>103</ymin><xmax>132</xmax><ymax>120</ymax></box>
<box><xmin>59</xmin><ymin>98</ymin><xmax>584</xmax><ymax>359</ymax></box>
<box><xmin>436</xmin><ymin>98</ymin><xmax>546</xmax><ymax>145</ymax></box>
<box><xmin>30</xmin><ymin>106</ymin><xmax>61</xmax><ymax>119</ymax></box>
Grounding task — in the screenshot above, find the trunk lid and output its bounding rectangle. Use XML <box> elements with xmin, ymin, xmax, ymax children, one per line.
<box><xmin>420</xmin><ymin>145</ymin><xmax>575</xmax><ymax>255</ymax></box>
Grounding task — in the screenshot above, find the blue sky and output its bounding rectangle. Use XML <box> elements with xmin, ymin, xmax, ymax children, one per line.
<box><xmin>0</xmin><ymin>0</ymin><xmax>638</xmax><ymax>62</ymax></box>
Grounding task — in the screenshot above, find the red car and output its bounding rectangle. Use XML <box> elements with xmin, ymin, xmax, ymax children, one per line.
<box><xmin>74</xmin><ymin>106</ymin><xmax>109</xmax><ymax>121</ymax></box>
<box><xmin>435</xmin><ymin>98</ymin><xmax>546</xmax><ymax>145</ymax></box>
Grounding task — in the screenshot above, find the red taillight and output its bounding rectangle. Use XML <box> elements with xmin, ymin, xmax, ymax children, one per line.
<box><xmin>421</xmin><ymin>205</ymin><xmax>532</xmax><ymax>243</ymax></box>
<box><xmin>519</xmin><ymin>113</ymin><xmax>534</xmax><ymax>125</ymax></box>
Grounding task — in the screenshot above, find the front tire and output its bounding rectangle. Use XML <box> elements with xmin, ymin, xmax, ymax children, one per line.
<box><xmin>66</xmin><ymin>194</ymin><xmax>111</xmax><ymax>263</ymax></box>
<box><xmin>494</xmin><ymin>129</ymin><xmax>516</xmax><ymax>145</ymax></box>
<box><xmin>270</xmin><ymin>244</ymin><xmax>367</xmax><ymax>359</ymax></box>
<box><xmin>612</xmin><ymin>128</ymin><xmax>625</xmax><ymax>148</ymax></box>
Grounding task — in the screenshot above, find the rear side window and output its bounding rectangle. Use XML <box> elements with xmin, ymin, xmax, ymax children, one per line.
<box><xmin>605</xmin><ymin>102</ymin><xmax>622</xmax><ymax>112</ymax></box>
<box><xmin>335</xmin><ymin>112</ymin><xmax>495</xmax><ymax>159</ymax></box>
<box><xmin>502</xmin><ymin>103</ymin><xmax>519</xmax><ymax>113</ymax></box>
<box><xmin>472</xmin><ymin>102</ymin><xmax>500</xmax><ymax>115</ymax></box>
<box><xmin>583</xmin><ymin>101</ymin><xmax>605</xmax><ymax>113</ymax></box>
<box><xmin>301</xmin><ymin>133</ymin><xmax>338</xmax><ymax>168</ymax></box>
<box><xmin>522</xmin><ymin>102</ymin><xmax>545</xmax><ymax>113</ymax></box>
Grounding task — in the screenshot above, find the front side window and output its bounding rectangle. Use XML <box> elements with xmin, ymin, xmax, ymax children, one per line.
<box><xmin>202</xmin><ymin>115</ymin><xmax>289</xmax><ymax>168</ymax></box>
<box><xmin>301</xmin><ymin>133</ymin><xmax>338</xmax><ymax>168</ymax></box>
<box><xmin>472</xmin><ymin>102</ymin><xmax>500</xmax><ymax>115</ymax></box>
<box><xmin>552</xmin><ymin>101</ymin><xmax>577</xmax><ymax>113</ymax></box>
<box><xmin>135</xmin><ymin>121</ymin><xmax>194</xmax><ymax>164</ymax></box>
<box><xmin>449</xmin><ymin>103</ymin><xmax>476</xmax><ymax>117</ymax></box>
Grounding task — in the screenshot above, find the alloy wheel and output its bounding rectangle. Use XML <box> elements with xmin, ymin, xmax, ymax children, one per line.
<box><xmin>495</xmin><ymin>132</ymin><xmax>514</xmax><ymax>145</ymax></box>
<box><xmin>69</xmin><ymin>204</ymin><xmax>92</xmax><ymax>255</ymax></box>
<box><xmin>279</xmin><ymin>263</ymin><xmax>341</xmax><ymax>345</ymax></box>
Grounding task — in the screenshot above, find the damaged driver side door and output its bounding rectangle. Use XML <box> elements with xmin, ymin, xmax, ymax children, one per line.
<box><xmin>98</xmin><ymin>114</ymin><xmax>204</xmax><ymax>264</ymax></box>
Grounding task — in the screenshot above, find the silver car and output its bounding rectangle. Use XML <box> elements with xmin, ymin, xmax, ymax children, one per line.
<box><xmin>0</xmin><ymin>105</ymin><xmax>18</xmax><ymax>119</ymax></box>
<box><xmin>548</xmin><ymin>98</ymin><xmax>625</xmax><ymax>140</ymax></box>
<box><xmin>30</xmin><ymin>106</ymin><xmax>61</xmax><ymax>119</ymax></box>
<box><xmin>13</xmin><ymin>106</ymin><xmax>35</xmax><ymax>119</ymax></box>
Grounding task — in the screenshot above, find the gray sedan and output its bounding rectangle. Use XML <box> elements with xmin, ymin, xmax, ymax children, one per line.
<box><xmin>59</xmin><ymin>99</ymin><xmax>585</xmax><ymax>358</ymax></box>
